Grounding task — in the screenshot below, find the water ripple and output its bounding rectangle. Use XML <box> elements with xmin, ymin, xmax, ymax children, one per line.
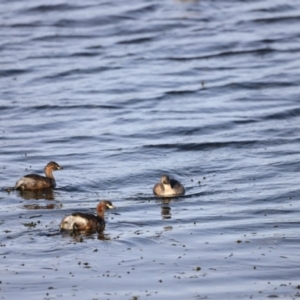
<box><xmin>1</xmin><ymin>0</ymin><xmax>300</xmax><ymax>299</ymax></box>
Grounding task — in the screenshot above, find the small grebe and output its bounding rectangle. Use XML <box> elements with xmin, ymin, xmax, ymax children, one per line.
<box><xmin>15</xmin><ymin>161</ymin><xmax>63</xmax><ymax>190</ymax></box>
<box><xmin>153</xmin><ymin>175</ymin><xmax>185</xmax><ymax>197</ymax></box>
<box><xmin>60</xmin><ymin>200</ymin><xmax>116</xmax><ymax>232</ymax></box>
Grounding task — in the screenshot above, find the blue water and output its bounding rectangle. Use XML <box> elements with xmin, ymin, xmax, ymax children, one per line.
<box><xmin>1</xmin><ymin>0</ymin><xmax>300</xmax><ymax>299</ymax></box>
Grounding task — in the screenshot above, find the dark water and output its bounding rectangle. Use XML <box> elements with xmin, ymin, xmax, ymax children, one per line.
<box><xmin>1</xmin><ymin>0</ymin><xmax>300</xmax><ymax>299</ymax></box>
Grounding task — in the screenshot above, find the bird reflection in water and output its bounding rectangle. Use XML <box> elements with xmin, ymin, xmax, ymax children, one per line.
<box><xmin>23</xmin><ymin>203</ymin><xmax>58</xmax><ymax>210</ymax></box>
<box><xmin>97</xmin><ymin>232</ymin><xmax>111</xmax><ymax>241</ymax></box>
<box><xmin>18</xmin><ymin>189</ymin><xmax>61</xmax><ymax>210</ymax></box>
<box><xmin>160</xmin><ymin>197</ymin><xmax>172</xmax><ymax>219</ymax></box>
<box><xmin>161</xmin><ymin>205</ymin><xmax>171</xmax><ymax>219</ymax></box>
<box><xmin>61</xmin><ymin>230</ymin><xmax>111</xmax><ymax>242</ymax></box>
<box><xmin>18</xmin><ymin>188</ymin><xmax>55</xmax><ymax>200</ymax></box>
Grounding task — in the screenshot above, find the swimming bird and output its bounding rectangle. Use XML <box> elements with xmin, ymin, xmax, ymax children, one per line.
<box><xmin>60</xmin><ymin>200</ymin><xmax>116</xmax><ymax>232</ymax></box>
<box><xmin>15</xmin><ymin>161</ymin><xmax>63</xmax><ymax>190</ymax></box>
<box><xmin>153</xmin><ymin>175</ymin><xmax>185</xmax><ymax>197</ymax></box>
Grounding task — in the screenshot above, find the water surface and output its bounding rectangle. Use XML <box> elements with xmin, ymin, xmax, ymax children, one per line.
<box><xmin>1</xmin><ymin>0</ymin><xmax>300</xmax><ymax>299</ymax></box>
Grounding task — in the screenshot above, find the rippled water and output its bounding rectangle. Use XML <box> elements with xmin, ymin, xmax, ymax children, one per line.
<box><xmin>1</xmin><ymin>0</ymin><xmax>300</xmax><ymax>299</ymax></box>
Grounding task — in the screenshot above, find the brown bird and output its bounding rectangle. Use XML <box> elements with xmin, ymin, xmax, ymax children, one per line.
<box><xmin>15</xmin><ymin>161</ymin><xmax>63</xmax><ymax>190</ymax></box>
<box><xmin>60</xmin><ymin>200</ymin><xmax>116</xmax><ymax>232</ymax></box>
<box><xmin>153</xmin><ymin>175</ymin><xmax>185</xmax><ymax>197</ymax></box>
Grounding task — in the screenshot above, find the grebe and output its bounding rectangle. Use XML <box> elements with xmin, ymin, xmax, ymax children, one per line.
<box><xmin>153</xmin><ymin>175</ymin><xmax>185</xmax><ymax>197</ymax></box>
<box><xmin>60</xmin><ymin>200</ymin><xmax>116</xmax><ymax>232</ymax></box>
<box><xmin>15</xmin><ymin>161</ymin><xmax>63</xmax><ymax>190</ymax></box>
